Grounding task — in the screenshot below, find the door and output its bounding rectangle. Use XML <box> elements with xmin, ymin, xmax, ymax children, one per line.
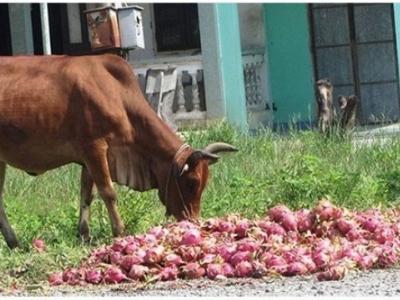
<box><xmin>0</xmin><ymin>4</ymin><xmax>12</xmax><ymax>55</ymax></box>
<box><xmin>310</xmin><ymin>4</ymin><xmax>400</xmax><ymax>124</ymax></box>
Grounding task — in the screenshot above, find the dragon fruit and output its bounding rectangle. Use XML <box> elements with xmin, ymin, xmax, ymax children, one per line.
<box><xmin>104</xmin><ymin>266</ymin><xmax>126</xmax><ymax>284</ymax></box>
<box><xmin>181</xmin><ymin>228</ymin><xmax>202</xmax><ymax>246</ymax></box>
<box><xmin>128</xmin><ymin>265</ymin><xmax>149</xmax><ymax>280</ymax></box>
<box><xmin>62</xmin><ymin>269</ymin><xmax>82</xmax><ymax>286</ymax></box>
<box><xmin>85</xmin><ymin>269</ymin><xmax>102</xmax><ymax>284</ymax></box>
<box><xmin>144</xmin><ymin>245</ymin><xmax>165</xmax><ymax>264</ymax></box>
<box><xmin>235</xmin><ymin>219</ymin><xmax>250</xmax><ymax>238</ymax></box>
<box><xmin>235</xmin><ymin>261</ymin><xmax>253</xmax><ymax>277</ymax></box>
<box><xmin>182</xmin><ymin>262</ymin><xmax>206</xmax><ymax>279</ymax></box>
<box><xmin>159</xmin><ymin>266</ymin><xmax>178</xmax><ymax>281</ymax></box>
<box><xmin>296</xmin><ymin>209</ymin><xmax>314</xmax><ymax>232</ymax></box>
<box><xmin>32</xmin><ymin>239</ymin><xmax>46</xmax><ymax>252</ymax></box>
<box><xmin>285</xmin><ymin>262</ymin><xmax>308</xmax><ymax>276</ymax></box>
<box><xmin>49</xmin><ymin>199</ymin><xmax>400</xmax><ymax>287</ymax></box>
<box><xmin>206</xmin><ymin>263</ymin><xmax>224</xmax><ymax>279</ymax></box>
<box><xmin>48</xmin><ymin>272</ymin><xmax>63</xmax><ymax>286</ymax></box>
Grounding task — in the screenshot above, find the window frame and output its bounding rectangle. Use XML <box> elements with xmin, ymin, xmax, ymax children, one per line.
<box><xmin>59</xmin><ymin>3</ymin><xmax>91</xmax><ymax>55</ymax></box>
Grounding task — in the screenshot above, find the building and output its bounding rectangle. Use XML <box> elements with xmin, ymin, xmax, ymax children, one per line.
<box><xmin>1</xmin><ymin>3</ymin><xmax>400</xmax><ymax>130</ymax></box>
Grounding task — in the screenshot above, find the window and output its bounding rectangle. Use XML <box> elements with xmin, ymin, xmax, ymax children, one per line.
<box><xmin>310</xmin><ymin>4</ymin><xmax>400</xmax><ymax>124</ymax></box>
<box><xmin>153</xmin><ymin>4</ymin><xmax>200</xmax><ymax>52</ymax></box>
<box><xmin>46</xmin><ymin>3</ymin><xmax>90</xmax><ymax>55</ymax></box>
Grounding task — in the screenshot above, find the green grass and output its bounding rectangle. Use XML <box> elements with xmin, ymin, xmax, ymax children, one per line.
<box><xmin>2</xmin><ymin>121</ymin><xmax>400</xmax><ymax>290</ymax></box>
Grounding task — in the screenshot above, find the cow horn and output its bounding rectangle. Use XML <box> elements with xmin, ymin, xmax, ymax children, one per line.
<box><xmin>203</xmin><ymin>142</ymin><xmax>238</xmax><ymax>154</ymax></box>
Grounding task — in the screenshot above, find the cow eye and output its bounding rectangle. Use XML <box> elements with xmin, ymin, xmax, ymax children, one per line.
<box><xmin>186</xmin><ymin>178</ymin><xmax>198</xmax><ymax>191</ymax></box>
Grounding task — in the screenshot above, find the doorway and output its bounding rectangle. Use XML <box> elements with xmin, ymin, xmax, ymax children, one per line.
<box><xmin>0</xmin><ymin>4</ymin><xmax>12</xmax><ymax>55</ymax></box>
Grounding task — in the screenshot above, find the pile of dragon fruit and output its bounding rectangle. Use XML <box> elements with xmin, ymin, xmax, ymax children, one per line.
<box><xmin>48</xmin><ymin>199</ymin><xmax>400</xmax><ymax>286</ymax></box>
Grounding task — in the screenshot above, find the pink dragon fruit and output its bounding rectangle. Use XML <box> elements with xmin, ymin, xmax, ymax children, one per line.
<box><xmin>104</xmin><ymin>266</ymin><xmax>126</xmax><ymax>284</ymax></box>
<box><xmin>128</xmin><ymin>265</ymin><xmax>149</xmax><ymax>281</ymax></box>
<box><xmin>182</xmin><ymin>262</ymin><xmax>206</xmax><ymax>279</ymax></box>
<box><xmin>85</xmin><ymin>269</ymin><xmax>102</xmax><ymax>284</ymax></box>
<box><xmin>235</xmin><ymin>261</ymin><xmax>254</xmax><ymax>277</ymax></box>
<box><xmin>48</xmin><ymin>272</ymin><xmax>63</xmax><ymax>286</ymax></box>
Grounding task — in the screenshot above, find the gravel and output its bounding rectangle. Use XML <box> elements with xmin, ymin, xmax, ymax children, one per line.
<box><xmin>11</xmin><ymin>267</ymin><xmax>400</xmax><ymax>297</ymax></box>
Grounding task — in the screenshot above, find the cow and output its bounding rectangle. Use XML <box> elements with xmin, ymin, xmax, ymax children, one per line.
<box><xmin>0</xmin><ymin>54</ymin><xmax>237</xmax><ymax>249</ymax></box>
<box><xmin>315</xmin><ymin>79</ymin><xmax>335</xmax><ymax>134</ymax></box>
<box><xmin>338</xmin><ymin>95</ymin><xmax>359</xmax><ymax>132</ymax></box>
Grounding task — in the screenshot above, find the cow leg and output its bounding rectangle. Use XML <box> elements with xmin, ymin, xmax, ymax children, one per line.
<box><xmin>0</xmin><ymin>162</ymin><xmax>20</xmax><ymax>249</ymax></box>
<box><xmin>83</xmin><ymin>145</ymin><xmax>125</xmax><ymax>237</ymax></box>
<box><xmin>77</xmin><ymin>166</ymin><xmax>95</xmax><ymax>241</ymax></box>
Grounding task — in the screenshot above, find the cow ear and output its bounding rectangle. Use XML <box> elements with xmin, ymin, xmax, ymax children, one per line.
<box><xmin>202</xmin><ymin>142</ymin><xmax>238</xmax><ymax>165</ymax></box>
<box><xmin>200</xmin><ymin>151</ymin><xmax>220</xmax><ymax>165</ymax></box>
<box><xmin>185</xmin><ymin>150</ymin><xmax>220</xmax><ymax>169</ymax></box>
<box><xmin>200</xmin><ymin>150</ymin><xmax>220</xmax><ymax>165</ymax></box>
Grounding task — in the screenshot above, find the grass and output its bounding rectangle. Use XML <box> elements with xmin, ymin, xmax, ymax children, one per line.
<box><xmin>2</xmin><ymin>121</ymin><xmax>400</xmax><ymax>290</ymax></box>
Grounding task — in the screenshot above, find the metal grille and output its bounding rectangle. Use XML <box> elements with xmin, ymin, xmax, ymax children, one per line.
<box><xmin>243</xmin><ymin>53</ymin><xmax>266</xmax><ymax>111</ymax></box>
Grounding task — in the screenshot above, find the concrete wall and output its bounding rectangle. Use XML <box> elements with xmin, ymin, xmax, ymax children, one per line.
<box><xmin>238</xmin><ymin>3</ymin><xmax>265</xmax><ymax>52</ymax></box>
<box><xmin>264</xmin><ymin>4</ymin><xmax>315</xmax><ymax>126</ymax></box>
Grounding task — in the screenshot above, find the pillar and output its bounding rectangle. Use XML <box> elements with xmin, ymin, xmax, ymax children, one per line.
<box><xmin>199</xmin><ymin>3</ymin><xmax>248</xmax><ymax>129</ymax></box>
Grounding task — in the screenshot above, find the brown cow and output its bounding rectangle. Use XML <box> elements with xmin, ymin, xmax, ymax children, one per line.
<box><xmin>0</xmin><ymin>55</ymin><xmax>237</xmax><ymax>248</ymax></box>
<box><xmin>315</xmin><ymin>79</ymin><xmax>335</xmax><ymax>134</ymax></box>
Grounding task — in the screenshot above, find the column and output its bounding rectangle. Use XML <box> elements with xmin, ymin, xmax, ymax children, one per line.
<box><xmin>40</xmin><ymin>3</ymin><xmax>51</xmax><ymax>55</ymax></box>
<box><xmin>199</xmin><ymin>3</ymin><xmax>248</xmax><ymax>129</ymax></box>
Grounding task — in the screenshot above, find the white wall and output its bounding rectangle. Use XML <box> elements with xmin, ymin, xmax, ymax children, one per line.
<box><xmin>128</xmin><ymin>3</ymin><xmax>157</xmax><ymax>62</ymax></box>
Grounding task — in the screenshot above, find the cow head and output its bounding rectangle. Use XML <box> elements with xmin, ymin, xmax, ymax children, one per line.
<box><xmin>159</xmin><ymin>142</ymin><xmax>237</xmax><ymax>221</ymax></box>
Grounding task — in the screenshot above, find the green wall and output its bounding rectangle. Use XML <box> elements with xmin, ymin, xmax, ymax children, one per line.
<box><xmin>264</xmin><ymin>4</ymin><xmax>315</xmax><ymax>125</ymax></box>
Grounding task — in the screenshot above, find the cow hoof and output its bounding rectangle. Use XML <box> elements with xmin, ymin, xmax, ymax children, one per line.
<box><xmin>81</xmin><ymin>235</ymin><xmax>92</xmax><ymax>243</ymax></box>
<box><xmin>6</xmin><ymin>238</ymin><xmax>21</xmax><ymax>249</ymax></box>
<box><xmin>78</xmin><ymin>221</ymin><xmax>91</xmax><ymax>241</ymax></box>
<box><xmin>77</xmin><ymin>231</ymin><xmax>92</xmax><ymax>243</ymax></box>
<box><xmin>112</xmin><ymin>227</ymin><xmax>125</xmax><ymax>237</ymax></box>
<box><xmin>1</xmin><ymin>229</ymin><xmax>21</xmax><ymax>249</ymax></box>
